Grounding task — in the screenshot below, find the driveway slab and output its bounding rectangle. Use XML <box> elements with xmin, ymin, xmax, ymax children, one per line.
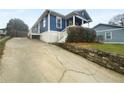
<box><xmin>0</xmin><ymin>38</ymin><xmax>124</xmax><ymax>83</ymax></box>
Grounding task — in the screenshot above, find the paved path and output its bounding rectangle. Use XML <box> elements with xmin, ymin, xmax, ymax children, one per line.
<box><xmin>0</xmin><ymin>38</ymin><xmax>124</xmax><ymax>83</ymax></box>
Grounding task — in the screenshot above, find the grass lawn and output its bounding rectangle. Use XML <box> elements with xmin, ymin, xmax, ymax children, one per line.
<box><xmin>69</xmin><ymin>43</ymin><xmax>124</xmax><ymax>56</ymax></box>
<box><xmin>0</xmin><ymin>37</ymin><xmax>11</xmax><ymax>58</ymax></box>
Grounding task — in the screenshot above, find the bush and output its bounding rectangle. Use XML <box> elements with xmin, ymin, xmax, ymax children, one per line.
<box><xmin>0</xmin><ymin>36</ymin><xmax>11</xmax><ymax>58</ymax></box>
<box><xmin>66</xmin><ymin>26</ymin><xmax>96</xmax><ymax>42</ymax></box>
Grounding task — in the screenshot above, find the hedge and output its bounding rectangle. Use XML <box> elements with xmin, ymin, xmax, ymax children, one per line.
<box><xmin>66</xmin><ymin>26</ymin><xmax>96</xmax><ymax>42</ymax></box>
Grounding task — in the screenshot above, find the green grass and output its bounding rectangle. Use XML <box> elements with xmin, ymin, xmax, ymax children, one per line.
<box><xmin>0</xmin><ymin>37</ymin><xmax>11</xmax><ymax>58</ymax></box>
<box><xmin>69</xmin><ymin>43</ymin><xmax>124</xmax><ymax>56</ymax></box>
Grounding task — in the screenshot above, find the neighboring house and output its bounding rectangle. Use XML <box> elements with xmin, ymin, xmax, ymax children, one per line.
<box><xmin>93</xmin><ymin>23</ymin><xmax>124</xmax><ymax>44</ymax></box>
<box><xmin>0</xmin><ymin>28</ymin><xmax>7</xmax><ymax>36</ymax></box>
<box><xmin>28</xmin><ymin>9</ymin><xmax>92</xmax><ymax>42</ymax></box>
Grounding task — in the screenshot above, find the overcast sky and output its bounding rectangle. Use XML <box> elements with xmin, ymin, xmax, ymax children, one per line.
<box><xmin>0</xmin><ymin>9</ymin><xmax>124</xmax><ymax>29</ymax></box>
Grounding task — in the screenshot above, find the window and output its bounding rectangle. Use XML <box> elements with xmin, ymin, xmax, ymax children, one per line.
<box><xmin>43</xmin><ymin>18</ymin><xmax>46</xmax><ymax>27</ymax></box>
<box><xmin>105</xmin><ymin>32</ymin><xmax>112</xmax><ymax>40</ymax></box>
<box><xmin>56</xmin><ymin>17</ymin><xmax>62</xmax><ymax>29</ymax></box>
<box><xmin>69</xmin><ymin>20</ymin><xmax>73</xmax><ymax>26</ymax></box>
<box><xmin>82</xmin><ymin>12</ymin><xmax>85</xmax><ymax>16</ymax></box>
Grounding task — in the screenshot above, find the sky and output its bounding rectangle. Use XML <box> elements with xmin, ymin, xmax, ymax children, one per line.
<box><xmin>0</xmin><ymin>9</ymin><xmax>124</xmax><ymax>29</ymax></box>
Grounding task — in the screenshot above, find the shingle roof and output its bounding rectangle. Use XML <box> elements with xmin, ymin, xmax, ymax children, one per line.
<box><xmin>93</xmin><ymin>23</ymin><xmax>124</xmax><ymax>29</ymax></box>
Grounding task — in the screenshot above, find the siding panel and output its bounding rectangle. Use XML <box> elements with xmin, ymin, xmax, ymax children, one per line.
<box><xmin>50</xmin><ymin>15</ymin><xmax>65</xmax><ymax>31</ymax></box>
<box><xmin>40</xmin><ymin>16</ymin><xmax>48</xmax><ymax>33</ymax></box>
<box><xmin>97</xmin><ymin>29</ymin><xmax>124</xmax><ymax>42</ymax></box>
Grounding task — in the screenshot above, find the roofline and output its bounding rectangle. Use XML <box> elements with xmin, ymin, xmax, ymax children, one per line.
<box><xmin>93</xmin><ymin>23</ymin><xmax>124</xmax><ymax>29</ymax></box>
<box><xmin>65</xmin><ymin>9</ymin><xmax>92</xmax><ymax>22</ymax></box>
<box><xmin>31</xmin><ymin>10</ymin><xmax>48</xmax><ymax>29</ymax></box>
<box><xmin>31</xmin><ymin>9</ymin><xmax>65</xmax><ymax>29</ymax></box>
<box><xmin>95</xmin><ymin>28</ymin><xmax>124</xmax><ymax>32</ymax></box>
<box><xmin>80</xmin><ymin>9</ymin><xmax>92</xmax><ymax>22</ymax></box>
<box><xmin>31</xmin><ymin>9</ymin><xmax>92</xmax><ymax>30</ymax></box>
<box><xmin>0</xmin><ymin>28</ymin><xmax>6</xmax><ymax>30</ymax></box>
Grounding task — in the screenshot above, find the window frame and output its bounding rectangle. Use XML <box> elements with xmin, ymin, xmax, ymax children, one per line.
<box><xmin>56</xmin><ymin>16</ymin><xmax>62</xmax><ymax>29</ymax></box>
<box><xmin>105</xmin><ymin>32</ymin><xmax>112</xmax><ymax>40</ymax></box>
<box><xmin>82</xmin><ymin>12</ymin><xmax>85</xmax><ymax>16</ymax></box>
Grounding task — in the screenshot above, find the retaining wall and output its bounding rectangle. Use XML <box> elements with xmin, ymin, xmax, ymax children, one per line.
<box><xmin>55</xmin><ymin>43</ymin><xmax>124</xmax><ymax>74</ymax></box>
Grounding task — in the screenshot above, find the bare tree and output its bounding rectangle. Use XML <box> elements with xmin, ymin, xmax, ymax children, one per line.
<box><xmin>6</xmin><ymin>18</ymin><xmax>29</xmax><ymax>37</ymax></box>
<box><xmin>109</xmin><ymin>14</ymin><xmax>124</xmax><ymax>26</ymax></box>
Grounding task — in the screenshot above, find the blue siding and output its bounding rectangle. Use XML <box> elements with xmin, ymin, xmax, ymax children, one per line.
<box><xmin>40</xmin><ymin>16</ymin><xmax>48</xmax><ymax>33</ymax></box>
<box><xmin>50</xmin><ymin>15</ymin><xmax>65</xmax><ymax>31</ymax></box>
<box><xmin>97</xmin><ymin>29</ymin><xmax>124</xmax><ymax>42</ymax></box>
<box><xmin>95</xmin><ymin>25</ymin><xmax>124</xmax><ymax>42</ymax></box>
<box><xmin>111</xmin><ymin>29</ymin><xmax>124</xmax><ymax>42</ymax></box>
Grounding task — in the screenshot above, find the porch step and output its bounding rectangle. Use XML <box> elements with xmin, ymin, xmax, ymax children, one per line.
<box><xmin>58</xmin><ymin>30</ymin><xmax>68</xmax><ymax>43</ymax></box>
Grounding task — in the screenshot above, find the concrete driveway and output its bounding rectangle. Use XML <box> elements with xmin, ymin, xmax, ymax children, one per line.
<box><xmin>0</xmin><ymin>38</ymin><xmax>124</xmax><ymax>83</ymax></box>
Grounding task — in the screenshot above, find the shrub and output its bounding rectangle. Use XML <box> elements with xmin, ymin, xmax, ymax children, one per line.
<box><xmin>0</xmin><ymin>36</ymin><xmax>11</xmax><ymax>58</ymax></box>
<box><xmin>66</xmin><ymin>26</ymin><xmax>96</xmax><ymax>42</ymax></box>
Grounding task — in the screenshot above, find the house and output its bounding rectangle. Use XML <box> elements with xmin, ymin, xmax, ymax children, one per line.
<box><xmin>0</xmin><ymin>28</ymin><xmax>7</xmax><ymax>36</ymax></box>
<box><xmin>93</xmin><ymin>23</ymin><xmax>124</xmax><ymax>44</ymax></box>
<box><xmin>28</xmin><ymin>9</ymin><xmax>92</xmax><ymax>42</ymax></box>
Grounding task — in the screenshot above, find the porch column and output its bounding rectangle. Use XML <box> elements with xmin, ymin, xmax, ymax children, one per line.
<box><xmin>88</xmin><ymin>22</ymin><xmax>89</xmax><ymax>28</ymax></box>
<box><xmin>73</xmin><ymin>16</ymin><xmax>75</xmax><ymax>26</ymax></box>
<box><xmin>48</xmin><ymin>12</ymin><xmax>50</xmax><ymax>32</ymax></box>
<box><xmin>82</xmin><ymin>20</ymin><xmax>84</xmax><ymax>26</ymax></box>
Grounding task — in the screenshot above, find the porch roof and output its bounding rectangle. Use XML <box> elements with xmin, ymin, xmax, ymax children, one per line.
<box><xmin>65</xmin><ymin>9</ymin><xmax>92</xmax><ymax>22</ymax></box>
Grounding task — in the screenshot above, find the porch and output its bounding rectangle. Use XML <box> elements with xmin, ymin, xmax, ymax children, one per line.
<box><xmin>66</xmin><ymin>16</ymin><xmax>90</xmax><ymax>27</ymax></box>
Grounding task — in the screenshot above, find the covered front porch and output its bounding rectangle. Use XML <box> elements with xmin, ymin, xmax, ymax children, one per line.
<box><xmin>66</xmin><ymin>16</ymin><xmax>89</xmax><ymax>27</ymax></box>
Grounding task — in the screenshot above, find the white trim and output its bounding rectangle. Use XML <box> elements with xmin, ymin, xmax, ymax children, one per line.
<box><xmin>49</xmin><ymin>30</ymin><xmax>62</xmax><ymax>32</ymax></box>
<box><xmin>96</xmin><ymin>28</ymin><xmax>124</xmax><ymax>32</ymax></box>
<box><xmin>73</xmin><ymin>16</ymin><xmax>75</xmax><ymax>26</ymax></box>
<box><xmin>48</xmin><ymin>13</ymin><xmax>50</xmax><ymax>32</ymax></box>
<box><xmin>30</xmin><ymin>33</ymin><xmax>41</xmax><ymax>35</ymax></box>
<box><xmin>104</xmin><ymin>42</ymin><xmax>124</xmax><ymax>44</ymax></box>
<box><xmin>82</xmin><ymin>20</ymin><xmax>84</xmax><ymax>26</ymax></box>
<box><xmin>105</xmin><ymin>31</ymin><xmax>112</xmax><ymax>40</ymax></box>
<box><xmin>43</xmin><ymin>18</ymin><xmax>46</xmax><ymax>28</ymax></box>
<box><xmin>56</xmin><ymin>16</ymin><xmax>62</xmax><ymax>29</ymax></box>
<box><xmin>76</xmin><ymin>15</ymin><xmax>88</xmax><ymax>22</ymax></box>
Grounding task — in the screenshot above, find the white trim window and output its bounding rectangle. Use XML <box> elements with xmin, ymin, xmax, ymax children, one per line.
<box><xmin>43</xmin><ymin>18</ymin><xmax>46</xmax><ymax>27</ymax></box>
<box><xmin>56</xmin><ymin>17</ymin><xmax>62</xmax><ymax>29</ymax></box>
<box><xmin>105</xmin><ymin>32</ymin><xmax>112</xmax><ymax>40</ymax></box>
